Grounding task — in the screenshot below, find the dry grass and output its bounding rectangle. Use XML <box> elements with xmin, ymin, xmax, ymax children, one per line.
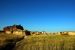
<box><xmin>14</xmin><ymin>35</ymin><xmax>75</xmax><ymax>50</ymax></box>
<box><xmin>0</xmin><ymin>33</ymin><xmax>24</xmax><ymax>50</ymax></box>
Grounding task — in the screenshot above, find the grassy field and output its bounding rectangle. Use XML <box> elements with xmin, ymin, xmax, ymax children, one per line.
<box><xmin>0</xmin><ymin>34</ymin><xmax>24</xmax><ymax>50</ymax></box>
<box><xmin>14</xmin><ymin>35</ymin><xmax>75</xmax><ymax>50</ymax></box>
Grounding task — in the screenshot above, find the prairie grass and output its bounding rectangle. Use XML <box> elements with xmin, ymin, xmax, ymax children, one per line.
<box><xmin>15</xmin><ymin>35</ymin><xmax>75</xmax><ymax>50</ymax></box>
<box><xmin>0</xmin><ymin>34</ymin><xmax>24</xmax><ymax>48</ymax></box>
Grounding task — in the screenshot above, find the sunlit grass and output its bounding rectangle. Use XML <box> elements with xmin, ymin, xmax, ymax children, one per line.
<box><xmin>14</xmin><ymin>35</ymin><xmax>75</xmax><ymax>50</ymax></box>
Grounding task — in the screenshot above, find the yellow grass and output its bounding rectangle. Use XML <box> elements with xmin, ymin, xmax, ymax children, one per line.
<box><xmin>0</xmin><ymin>34</ymin><xmax>24</xmax><ymax>48</ymax></box>
<box><xmin>14</xmin><ymin>35</ymin><xmax>75</xmax><ymax>50</ymax></box>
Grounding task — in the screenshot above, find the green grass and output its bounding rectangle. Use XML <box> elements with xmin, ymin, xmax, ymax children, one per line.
<box><xmin>14</xmin><ymin>35</ymin><xmax>75</xmax><ymax>50</ymax></box>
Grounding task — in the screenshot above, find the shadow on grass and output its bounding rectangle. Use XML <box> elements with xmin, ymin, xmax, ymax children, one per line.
<box><xmin>0</xmin><ymin>42</ymin><xmax>16</xmax><ymax>50</ymax></box>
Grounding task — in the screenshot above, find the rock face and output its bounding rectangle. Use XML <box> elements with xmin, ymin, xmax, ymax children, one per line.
<box><xmin>1</xmin><ymin>25</ymin><xmax>25</xmax><ymax>38</ymax></box>
<box><xmin>3</xmin><ymin>24</ymin><xmax>24</xmax><ymax>34</ymax></box>
<box><xmin>0</xmin><ymin>34</ymin><xmax>24</xmax><ymax>50</ymax></box>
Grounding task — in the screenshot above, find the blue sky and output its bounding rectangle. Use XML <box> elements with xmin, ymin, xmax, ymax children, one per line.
<box><xmin>0</xmin><ymin>0</ymin><xmax>75</xmax><ymax>32</ymax></box>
